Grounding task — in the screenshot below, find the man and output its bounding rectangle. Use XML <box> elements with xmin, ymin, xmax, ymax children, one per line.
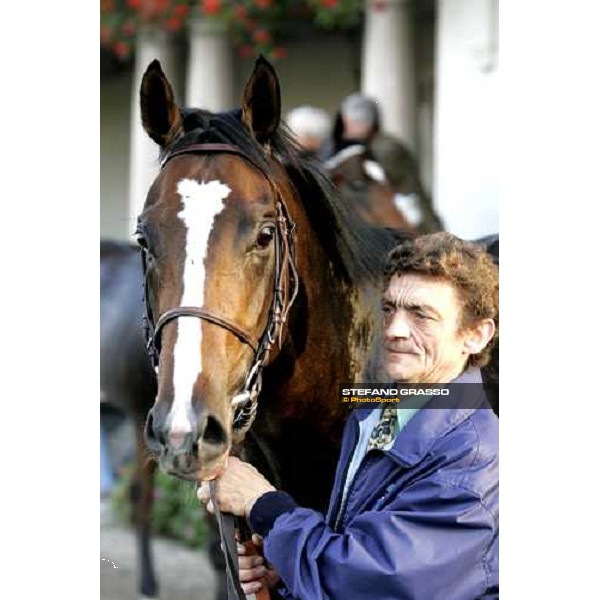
<box><xmin>285</xmin><ymin>105</ymin><xmax>332</xmax><ymax>160</ymax></box>
<box><xmin>324</xmin><ymin>93</ymin><xmax>444</xmax><ymax>234</ymax></box>
<box><xmin>198</xmin><ymin>232</ymin><xmax>499</xmax><ymax>599</ymax></box>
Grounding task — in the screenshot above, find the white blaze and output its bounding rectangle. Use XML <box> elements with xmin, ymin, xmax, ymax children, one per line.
<box><xmin>363</xmin><ymin>160</ymin><xmax>387</xmax><ymax>184</ymax></box>
<box><xmin>169</xmin><ymin>178</ymin><xmax>231</xmax><ymax>434</ymax></box>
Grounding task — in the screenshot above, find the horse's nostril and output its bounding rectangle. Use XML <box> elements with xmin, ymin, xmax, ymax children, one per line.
<box><xmin>203</xmin><ymin>415</ymin><xmax>227</xmax><ymax>447</ymax></box>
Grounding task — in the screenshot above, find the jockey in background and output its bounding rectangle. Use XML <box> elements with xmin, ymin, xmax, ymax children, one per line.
<box><xmin>323</xmin><ymin>92</ymin><xmax>444</xmax><ymax>234</ymax></box>
<box><xmin>285</xmin><ymin>105</ymin><xmax>332</xmax><ymax>161</ymax></box>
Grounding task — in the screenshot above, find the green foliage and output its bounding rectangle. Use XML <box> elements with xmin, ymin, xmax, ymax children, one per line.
<box><xmin>111</xmin><ymin>462</ymin><xmax>209</xmax><ymax>548</ymax></box>
<box><xmin>307</xmin><ymin>0</ymin><xmax>363</xmax><ymax>30</ymax></box>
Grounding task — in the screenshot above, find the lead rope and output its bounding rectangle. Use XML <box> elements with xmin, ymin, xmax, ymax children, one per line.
<box><xmin>209</xmin><ymin>481</ymin><xmax>271</xmax><ymax>600</ymax></box>
<box><xmin>209</xmin><ymin>480</ymin><xmax>247</xmax><ymax>600</ymax></box>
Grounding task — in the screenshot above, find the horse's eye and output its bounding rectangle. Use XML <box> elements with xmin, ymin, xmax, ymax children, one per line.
<box><xmin>256</xmin><ymin>225</ymin><xmax>276</xmax><ymax>249</ymax></box>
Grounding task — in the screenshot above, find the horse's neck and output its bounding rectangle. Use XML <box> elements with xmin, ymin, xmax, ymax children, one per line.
<box><xmin>247</xmin><ymin>182</ymin><xmax>386</xmax><ymax>507</ymax></box>
<box><xmin>252</xmin><ymin>253</ymin><xmax>379</xmax><ymax>508</ymax></box>
<box><xmin>259</xmin><ymin>213</ymin><xmax>381</xmax><ymax>433</ymax></box>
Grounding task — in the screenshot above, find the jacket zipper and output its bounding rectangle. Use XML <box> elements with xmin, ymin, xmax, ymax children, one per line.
<box><xmin>334</xmin><ymin>452</ymin><xmax>376</xmax><ymax>532</ymax></box>
<box><xmin>330</xmin><ymin>424</ymin><xmax>359</xmax><ymax>531</ymax></box>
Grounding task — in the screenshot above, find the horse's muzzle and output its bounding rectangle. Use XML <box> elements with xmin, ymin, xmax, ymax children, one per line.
<box><xmin>144</xmin><ymin>406</ymin><xmax>230</xmax><ymax>479</ymax></box>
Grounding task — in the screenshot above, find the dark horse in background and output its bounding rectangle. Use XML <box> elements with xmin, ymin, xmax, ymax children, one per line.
<box><xmin>327</xmin><ymin>104</ymin><xmax>444</xmax><ymax>235</ymax></box>
<box><xmin>324</xmin><ymin>144</ymin><xmax>416</xmax><ymax>232</ymax></box>
<box><xmin>100</xmin><ymin>56</ymin><xmax>499</xmax><ymax>600</ymax></box>
<box><xmin>100</xmin><ymin>240</ymin><xmax>158</xmax><ymax>595</ymax></box>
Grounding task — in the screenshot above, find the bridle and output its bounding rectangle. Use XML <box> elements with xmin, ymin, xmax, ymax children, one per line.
<box><xmin>139</xmin><ymin>142</ymin><xmax>299</xmax><ymax>436</ymax></box>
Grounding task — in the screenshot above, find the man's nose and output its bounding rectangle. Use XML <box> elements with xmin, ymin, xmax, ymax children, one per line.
<box><xmin>385</xmin><ymin>310</ymin><xmax>411</xmax><ymax>339</ymax></box>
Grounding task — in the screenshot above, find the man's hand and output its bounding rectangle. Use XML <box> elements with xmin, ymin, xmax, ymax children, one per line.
<box><xmin>237</xmin><ymin>533</ymin><xmax>280</xmax><ymax>595</ymax></box>
<box><xmin>197</xmin><ymin>456</ymin><xmax>276</xmax><ymax>518</ymax></box>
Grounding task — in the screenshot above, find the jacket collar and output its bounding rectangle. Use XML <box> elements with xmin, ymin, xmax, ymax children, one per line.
<box><xmin>350</xmin><ymin>368</ymin><xmax>489</xmax><ymax>466</ymax></box>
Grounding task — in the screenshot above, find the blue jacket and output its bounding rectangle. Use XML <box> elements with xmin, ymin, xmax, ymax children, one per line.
<box><xmin>249</xmin><ymin>369</ymin><xmax>499</xmax><ymax>599</ymax></box>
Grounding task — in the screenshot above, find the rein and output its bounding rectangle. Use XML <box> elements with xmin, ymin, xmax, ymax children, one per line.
<box><xmin>209</xmin><ymin>480</ymin><xmax>271</xmax><ymax>600</ymax></box>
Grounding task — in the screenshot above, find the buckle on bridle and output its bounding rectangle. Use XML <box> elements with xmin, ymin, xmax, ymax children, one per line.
<box><xmin>231</xmin><ymin>390</ymin><xmax>253</xmax><ymax>408</ymax></box>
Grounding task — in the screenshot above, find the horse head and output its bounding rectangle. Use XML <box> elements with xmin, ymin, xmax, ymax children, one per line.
<box><xmin>136</xmin><ymin>57</ymin><xmax>299</xmax><ymax>481</ymax></box>
<box><xmin>325</xmin><ymin>145</ymin><xmax>415</xmax><ymax>232</ymax></box>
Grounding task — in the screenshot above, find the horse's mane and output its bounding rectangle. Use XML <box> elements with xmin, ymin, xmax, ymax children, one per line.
<box><xmin>166</xmin><ymin>108</ymin><xmax>408</xmax><ymax>286</ymax></box>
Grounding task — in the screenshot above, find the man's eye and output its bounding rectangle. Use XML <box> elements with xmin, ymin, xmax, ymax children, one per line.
<box><xmin>382</xmin><ymin>304</ymin><xmax>395</xmax><ymax>315</ymax></box>
<box><xmin>256</xmin><ymin>225</ymin><xmax>276</xmax><ymax>249</ymax></box>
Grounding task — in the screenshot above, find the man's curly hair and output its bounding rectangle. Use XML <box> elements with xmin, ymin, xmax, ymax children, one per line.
<box><xmin>383</xmin><ymin>232</ymin><xmax>499</xmax><ymax>368</ymax></box>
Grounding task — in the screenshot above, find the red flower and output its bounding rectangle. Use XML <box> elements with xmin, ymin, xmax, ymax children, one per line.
<box><xmin>253</xmin><ymin>28</ymin><xmax>270</xmax><ymax>44</ymax></box>
<box><xmin>165</xmin><ymin>16</ymin><xmax>182</xmax><ymax>32</ymax></box>
<box><xmin>100</xmin><ymin>25</ymin><xmax>113</xmax><ymax>45</ymax></box>
<box><xmin>200</xmin><ymin>0</ymin><xmax>221</xmax><ymax>15</ymax></box>
<box><xmin>271</xmin><ymin>46</ymin><xmax>287</xmax><ymax>60</ymax></box>
<box><xmin>372</xmin><ymin>0</ymin><xmax>388</xmax><ymax>11</ymax></box>
<box><xmin>126</xmin><ymin>0</ymin><xmax>142</xmax><ymax>9</ymax></box>
<box><xmin>122</xmin><ymin>21</ymin><xmax>136</xmax><ymax>36</ymax></box>
<box><xmin>173</xmin><ymin>3</ymin><xmax>190</xmax><ymax>18</ymax></box>
<box><xmin>254</xmin><ymin>0</ymin><xmax>272</xmax><ymax>8</ymax></box>
<box><xmin>113</xmin><ymin>41</ymin><xmax>130</xmax><ymax>59</ymax></box>
<box><xmin>239</xmin><ymin>44</ymin><xmax>254</xmax><ymax>58</ymax></box>
<box><xmin>154</xmin><ymin>0</ymin><xmax>171</xmax><ymax>12</ymax></box>
<box><xmin>233</xmin><ymin>5</ymin><xmax>248</xmax><ymax>20</ymax></box>
<box><xmin>321</xmin><ymin>0</ymin><xmax>338</xmax><ymax>7</ymax></box>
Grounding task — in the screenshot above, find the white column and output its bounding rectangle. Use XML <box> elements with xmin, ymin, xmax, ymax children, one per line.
<box><xmin>128</xmin><ymin>26</ymin><xmax>180</xmax><ymax>237</ymax></box>
<box><xmin>186</xmin><ymin>18</ymin><xmax>234</xmax><ymax>111</ymax></box>
<box><xmin>362</xmin><ymin>0</ymin><xmax>415</xmax><ymax>150</ymax></box>
<box><xmin>433</xmin><ymin>0</ymin><xmax>498</xmax><ymax>239</ymax></box>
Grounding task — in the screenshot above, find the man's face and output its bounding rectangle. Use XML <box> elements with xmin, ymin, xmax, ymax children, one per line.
<box><xmin>381</xmin><ymin>273</ymin><xmax>470</xmax><ymax>384</ymax></box>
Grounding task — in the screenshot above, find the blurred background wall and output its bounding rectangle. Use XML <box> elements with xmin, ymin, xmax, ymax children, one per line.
<box><xmin>101</xmin><ymin>0</ymin><xmax>498</xmax><ymax>242</ymax></box>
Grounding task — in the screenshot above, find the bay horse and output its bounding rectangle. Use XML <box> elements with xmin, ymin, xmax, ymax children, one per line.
<box><xmin>134</xmin><ymin>55</ymin><xmax>404</xmax><ymax>599</ymax></box>
<box><xmin>136</xmin><ymin>55</ymin><xmax>399</xmax><ymax>494</ymax></box>
<box><xmin>324</xmin><ymin>143</ymin><xmax>417</xmax><ymax>232</ymax></box>
<box><xmin>104</xmin><ymin>55</ymin><xmax>498</xmax><ymax>600</ymax></box>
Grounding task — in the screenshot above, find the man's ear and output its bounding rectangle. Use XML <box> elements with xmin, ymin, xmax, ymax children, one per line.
<box><xmin>463</xmin><ymin>319</ymin><xmax>496</xmax><ymax>356</ymax></box>
<box><xmin>241</xmin><ymin>55</ymin><xmax>281</xmax><ymax>146</ymax></box>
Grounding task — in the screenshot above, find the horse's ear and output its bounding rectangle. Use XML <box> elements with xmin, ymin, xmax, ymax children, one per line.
<box><xmin>242</xmin><ymin>56</ymin><xmax>281</xmax><ymax>145</ymax></box>
<box><xmin>140</xmin><ymin>59</ymin><xmax>183</xmax><ymax>147</ymax></box>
